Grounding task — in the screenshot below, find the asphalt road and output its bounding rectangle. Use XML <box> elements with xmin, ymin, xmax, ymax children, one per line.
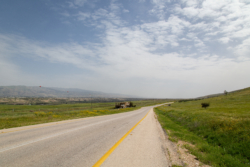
<box><xmin>0</xmin><ymin>105</ymin><xmax>169</xmax><ymax>167</ymax></box>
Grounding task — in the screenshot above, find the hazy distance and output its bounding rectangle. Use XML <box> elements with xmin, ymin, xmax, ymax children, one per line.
<box><xmin>0</xmin><ymin>0</ymin><xmax>250</xmax><ymax>98</ymax></box>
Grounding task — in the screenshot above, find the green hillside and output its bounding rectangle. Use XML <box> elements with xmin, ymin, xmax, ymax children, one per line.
<box><xmin>155</xmin><ymin>87</ymin><xmax>250</xmax><ymax>167</ymax></box>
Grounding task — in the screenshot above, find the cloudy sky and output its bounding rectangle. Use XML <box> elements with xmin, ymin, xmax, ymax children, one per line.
<box><xmin>0</xmin><ymin>0</ymin><xmax>250</xmax><ymax>98</ymax></box>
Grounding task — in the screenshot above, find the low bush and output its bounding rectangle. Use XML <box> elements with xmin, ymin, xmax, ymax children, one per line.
<box><xmin>34</xmin><ymin>112</ymin><xmax>46</xmax><ymax>117</ymax></box>
<box><xmin>201</xmin><ymin>103</ymin><xmax>210</xmax><ymax>109</ymax></box>
<box><xmin>115</xmin><ymin>103</ymin><xmax>121</xmax><ymax>108</ymax></box>
<box><xmin>129</xmin><ymin>101</ymin><xmax>136</xmax><ymax>107</ymax></box>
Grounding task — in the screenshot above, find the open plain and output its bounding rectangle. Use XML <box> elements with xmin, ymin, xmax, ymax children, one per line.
<box><xmin>0</xmin><ymin>104</ymin><xmax>170</xmax><ymax>167</ymax></box>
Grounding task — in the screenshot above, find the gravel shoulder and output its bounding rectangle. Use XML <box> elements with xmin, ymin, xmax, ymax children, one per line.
<box><xmin>101</xmin><ymin>105</ymin><xmax>210</xmax><ymax>167</ymax></box>
<box><xmin>102</xmin><ymin>108</ymin><xmax>170</xmax><ymax>167</ymax></box>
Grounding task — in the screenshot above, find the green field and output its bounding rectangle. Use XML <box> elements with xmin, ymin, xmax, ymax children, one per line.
<box><xmin>0</xmin><ymin>99</ymin><xmax>169</xmax><ymax>130</ymax></box>
<box><xmin>155</xmin><ymin>87</ymin><xmax>250</xmax><ymax>167</ymax></box>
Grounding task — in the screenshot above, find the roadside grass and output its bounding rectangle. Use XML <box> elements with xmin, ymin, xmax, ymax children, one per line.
<box><xmin>0</xmin><ymin>100</ymin><xmax>169</xmax><ymax>129</ymax></box>
<box><xmin>155</xmin><ymin>87</ymin><xmax>250</xmax><ymax>167</ymax></box>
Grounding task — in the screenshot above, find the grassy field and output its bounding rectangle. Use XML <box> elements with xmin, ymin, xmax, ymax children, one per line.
<box><xmin>0</xmin><ymin>99</ymin><xmax>169</xmax><ymax>130</ymax></box>
<box><xmin>155</xmin><ymin>87</ymin><xmax>250</xmax><ymax>167</ymax></box>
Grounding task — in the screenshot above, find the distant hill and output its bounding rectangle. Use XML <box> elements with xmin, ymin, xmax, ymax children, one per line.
<box><xmin>195</xmin><ymin>87</ymin><xmax>250</xmax><ymax>99</ymax></box>
<box><xmin>196</xmin><ymin>93</ymin><xmax>224</xmax><ymax>99</ymax></box>
<box><xmin>176</xmin><ymin>87</ymin><xmax>250</xmax><ymax>102</ymax></box>
<box><xmin>0</xmin><ymin>86</ymin><xmax>134</xmax><ymax>98</ymax></box>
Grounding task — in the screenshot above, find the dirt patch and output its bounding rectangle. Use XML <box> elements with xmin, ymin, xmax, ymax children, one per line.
<box><xmin>163</xmin><ymin>133</ymin><xmax>210</xmax><ymax>167</ymax></box>
<box><xmin>154</xmin><ymin>112</ymin><xmax>210</xmax><ymax>167</ymax></box>
<box><xmin>177</xmin><ymin>141</ymin><xmax>210</xmax><ymax>167</ymax></box>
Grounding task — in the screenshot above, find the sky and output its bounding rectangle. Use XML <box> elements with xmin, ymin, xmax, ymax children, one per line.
<box><xmin>0</xmin><ymin>0</ymin><xmax>250</xmax><ymax>98</ymax></box>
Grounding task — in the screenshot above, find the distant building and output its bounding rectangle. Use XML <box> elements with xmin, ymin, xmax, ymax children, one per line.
<box><xmin>120</xmin><ymin>102</ymin><xmax>130</xmax><ymax>108</ymax></box>
<box><xmin>115</xmin><ymin>102</ymin><xmax>131</xmax><ymax>108</ymax></box>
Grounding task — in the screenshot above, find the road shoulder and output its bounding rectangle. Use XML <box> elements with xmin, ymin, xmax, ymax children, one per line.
<box><xmin>101</xmin><ymin>108</ymin><xmax>170</xmax><ymax>167</ymax></box>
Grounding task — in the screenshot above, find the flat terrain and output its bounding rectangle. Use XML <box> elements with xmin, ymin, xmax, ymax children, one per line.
<box><xmin>0</xmin><ymin>100</ymin><xmax>170</xmax><ymax>129</ymax></box>
<box><xmin>0</xmin><ymin>105</ymin><xmax>169</xmax><ymax>167</ymax></box>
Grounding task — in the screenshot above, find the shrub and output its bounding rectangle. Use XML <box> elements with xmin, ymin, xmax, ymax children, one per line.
<box><xmin>34</xmin><ymin>112</ymin><xmax>46</xmax><ymax>117</ymax></box>
<box><xmin>201</xmin><ymin>103</ymin><xmax>210</xmax><ymax>109</ymax></box>
<box><xmin>52</xmin><ymin>115</ymin><xmax>60</xmax><ymax>118</ymax></box>
<box><xmin>115</xmin><ymin>103</ymin><xmax>121</xmax><ymax>108</ymax></box>
<box><xmin>129</xmin><ymin>102</ymin><xmax>136</xmax><ymax>107</ymax></box>
<box><xmin>47</xmin><ymin>111</ymin><xmax>53</xmax><ymax>115</ymax></box>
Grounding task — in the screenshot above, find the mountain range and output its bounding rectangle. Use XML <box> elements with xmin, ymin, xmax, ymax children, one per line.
<box><xmin>0</xmin><ymin>86</ymin><xmax>134</xmax><ymax>98</ymax></box>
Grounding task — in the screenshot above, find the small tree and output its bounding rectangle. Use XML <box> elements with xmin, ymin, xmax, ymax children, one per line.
<box><xmin>129</xmin><ymin>102</ymin><xmax>136</xmax><ymax>107</ymax></box>
<box><xmin>115</xmin><ymin>103</ymin><xmax>121</xmax><ymax>108</ymax></box>
<box><xmin>224</xmin><ymin>90</ymin><xmax>228</xmax><ymax>95</ymax></box>
<box><xmin>201</xmin><ymin>102</ymin><xmax>210</xmax><ymax>109</ymax></box>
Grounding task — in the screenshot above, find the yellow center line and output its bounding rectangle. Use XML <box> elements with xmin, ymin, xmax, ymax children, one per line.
<box><xmin>93</xmin><ymin>108</ymin><xmax>151</xmax><ymax>167</ymax></box>
<box><xmin>1</xmin><ymin>107</ymin><xmax>151</xmax><ymax>134</ymax></box>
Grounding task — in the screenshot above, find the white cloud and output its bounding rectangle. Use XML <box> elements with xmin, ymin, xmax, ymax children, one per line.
<box><xmin>77</xmin><ymin>12</ymin><xmax>90</xmax><ymax>21</ymax></box>
<box><xmin>75</xmin><ymin>2</ymin><xmax>124</xmax><ymax>28</ymax></box>
<box><xmin>1</xmin><ymin>0</ymin><xmax>250</xmax><ymax>97</ymax></box>
<box><xmin>61</xmin><ymin>11</ymin><xmax>70</xmax><ymax>17</ymax></box>
<box><xmin>150</xmin><ymin>0</ymin><xmax>167</xmax><ymax>20</ymax></box>
<box><xmin>73</xmin><ymin>0</ymin><xmax>87</xmax><ymax>7</ymax></box>
<box><xmin>219</xmin><ymin>37</ymin><xmax>230</xmax><ymax>44</ymax></box>
<box><xmin>0</xmin><ymin>58</ymin><xmax>20</xmax><ymax>85</ymax></box>
<box><xmin>194</xmin><ymin>37</ymin><xmax>205</xmax><ymax>47</ymax></box>
<box><xmin>139</xmin><ymin>15</ymin><xmax>191</xmax><ymax>48</ymax></box>
<box><xmin>1</xmin><ymin>29</ymin><xmax>249</xmax><ymax>87</ymax></box>
<box><xmin>234</xmin><ymin>37</ymin><xmax>250</xmax><ymax>60</ymax></box>
<box><xmin>123</xmin><ymin>9</ymin><xmax>129</xmax><ymax>13</ymax></box>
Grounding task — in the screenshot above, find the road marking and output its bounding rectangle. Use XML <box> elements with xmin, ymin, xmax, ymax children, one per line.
<box><xmin>0</xmin><ymin>108</ymin><xmax>144</xmax><ymax>134</ymax></box>
<box><xmin>0</xmin><ymin>104</ymin><xmax>169</xmax><ymax>134</ymax></box>
<box><xmin>0</xmin><ymin>109</ymin><xmax>147</xmax><ymax>153</ymax></box>
<box><xmin>93</xmin><ymin>109</ymin><xmax>151</xmax><ymax>167</ymax></box>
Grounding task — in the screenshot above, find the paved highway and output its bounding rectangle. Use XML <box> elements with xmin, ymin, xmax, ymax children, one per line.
<box><xmin>0</xmin><ymin>105</ymin><xmax>169</xmax><ymax>167</ymax></box>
